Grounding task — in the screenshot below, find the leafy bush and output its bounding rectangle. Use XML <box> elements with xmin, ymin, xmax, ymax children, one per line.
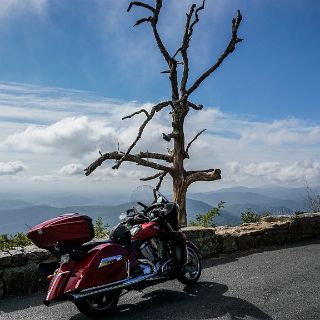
<box><xmin>0</xmin><ymin>232</ymin><xmax>32</xmax><ymax>251</ymax></box>
<box><xmin>190</xmin><ymin>201</ymin><xmax>225</xmax><ymax>228</ymax></box>
<box><xmin>240</xmin><ymin>208</ymin><xmax>270</xmax><ymax>224</ymax></box>
<box><xmin>94</xmin><ymin>217</ymin><xmax>110</xmax><ymax>238</ymax></box>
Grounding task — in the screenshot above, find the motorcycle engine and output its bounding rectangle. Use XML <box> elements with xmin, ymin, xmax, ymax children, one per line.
<box><xmin>140</xmin><ymin>239</ymin><xmax>159</xmax><ymax>262</ymax></box>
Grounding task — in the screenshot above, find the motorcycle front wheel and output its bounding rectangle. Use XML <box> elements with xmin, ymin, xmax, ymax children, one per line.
<box><xmin>74</xmin><ymin>290</ymin><xmax>121</xmax><ymax>319</ymax></box>
<box><xmin>177</xmin><ymin>245</ymin><xmax>202</xmax><ymax>285</ymax></box>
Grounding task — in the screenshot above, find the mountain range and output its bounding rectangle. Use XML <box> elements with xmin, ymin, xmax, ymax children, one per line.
<box><xmin>0</xmin><ymin>186</ymin><xmax>312</xmax><ymax>234</ymax></box>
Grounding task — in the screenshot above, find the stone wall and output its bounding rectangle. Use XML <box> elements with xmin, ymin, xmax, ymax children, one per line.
<box><xmin>0</xmin><ymin>247</ymin><xmax>54</xmax><ymax>297</ymax></box>
<box><xmin>183</xmin><ymin>213</ymin><xmax>320</xmax><ymax>258</ymax></box>
<box><xmin>0</xmin><ymin>213</ymin><xmax>320</xmax><ymax>297</ymax></box>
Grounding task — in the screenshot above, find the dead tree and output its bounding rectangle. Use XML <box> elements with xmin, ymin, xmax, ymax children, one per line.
<box><xmin>85</xmin><ymin>0</ymin><xmax>243</xmax><ymax>225</ymax></box>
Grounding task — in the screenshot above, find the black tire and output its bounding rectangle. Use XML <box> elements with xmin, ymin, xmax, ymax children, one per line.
<box><xmin>177</xmin><ymin>245</ymin><xmax>202</xmax><ymax>285</ymax></box>
<box><xmin>74</xmin><ymin>291</ymin><xmax>121</xmax><ymax>319</ymax></box>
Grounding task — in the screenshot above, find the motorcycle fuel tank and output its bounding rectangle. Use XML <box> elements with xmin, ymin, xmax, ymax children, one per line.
<box><xmin>132</xmin><ymin>221</ymin><xmax>162</xmax><ymax>241</ymax></box>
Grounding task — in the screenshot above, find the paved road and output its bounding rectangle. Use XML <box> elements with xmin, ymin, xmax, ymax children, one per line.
<box><xmin>1</xmin><ymin>239</ymin><xmax>320</xmax><ymax>320</ymax></box>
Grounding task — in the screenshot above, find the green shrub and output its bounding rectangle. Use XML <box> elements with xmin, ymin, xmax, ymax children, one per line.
<box><xmin>240</xmin><ymin>208</ymin><xmax>270</xmax><ymax>224</ymax></box>
<box><xmin>190</xmin><ymin>201</ymin><xmax>225</xmax><ymax>228</ymax></box>
<box><xmin>94</xmin><ymin>217</ymin><xmax>110</xmax><ymax>238</ymax></box>
<box><xmin>0</xmin><ymin>232</ymin><xmax>32</xmax><ymax>251</ymax></box>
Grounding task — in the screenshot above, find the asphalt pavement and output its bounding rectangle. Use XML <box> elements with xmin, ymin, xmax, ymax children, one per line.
<box><xmin>1</xmin><ymin>239</ymin><xmax>320</xmax><ymax>320</ymax></box>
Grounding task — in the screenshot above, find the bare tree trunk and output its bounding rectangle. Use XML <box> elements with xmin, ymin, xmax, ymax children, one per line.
<box><xmin>173</xmin><ymin>178</ymin><xmax>187</xmax><ymax>225</ymax></box>
<box><xmin>172</xmin><ymin>102</ymin><xmax>188</xmax><ymax>225</ymax></box>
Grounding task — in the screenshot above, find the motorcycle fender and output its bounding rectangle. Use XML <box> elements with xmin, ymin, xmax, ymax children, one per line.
<box><xmin>64</xmin><ymin>243</ymin><xmax>129</xmax><ymax>292</ymax></box>
<box><xmin>45</xmin><ymin>261</ymin><xmax>75</xmax><ymax>304</ymax></box>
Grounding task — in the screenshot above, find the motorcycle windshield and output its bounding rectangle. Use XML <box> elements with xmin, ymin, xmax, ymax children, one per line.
<box><xmin>131</xmin><ymin>185</ymin><xmax>165</xmax><ymax>211</ymax></box>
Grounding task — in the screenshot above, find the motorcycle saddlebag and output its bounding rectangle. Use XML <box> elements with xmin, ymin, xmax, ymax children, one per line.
<box><xmin>27</xmin><ymin>213</ymin><xmax>94</xmax><ymax>249</ymax></box>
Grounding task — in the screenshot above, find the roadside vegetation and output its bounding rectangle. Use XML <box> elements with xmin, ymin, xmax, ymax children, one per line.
<box><xmin>240</xmin><ymin>208</ymin><xmax>270</xmax><ymax>223</ymax></box>
<box><xmin>190</xmin><ymin>201</ymin><xmax>225</xmax><ymax>228</ymax></box>
<box><xmin>93</xmin><ymin>217</ymin><xmax>110</xmax><ymax>238</ymax></box>
<box><xmin>0</xmin><ymin>232</ymin><xmax>32</xmax><ymax>251</ymax></box>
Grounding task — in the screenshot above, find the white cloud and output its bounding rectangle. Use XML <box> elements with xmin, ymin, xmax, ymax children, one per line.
<box><xmin>0</xmin><ymin>0</ymin><xmax>47</xmax><ymax>21</ymax></box>
<box><xmin>59</xmin><ymin>163</ymin><xmax>84</xmax><ymax>176</ymax></box>
<box><xmin>0</xmin><ymin>161</ymin><xmax>26</xmax><ymax>175</ymax></box>
<box><xmin>90</xmin><ymin>167</ymin><xmax>143</xmax><ymax>182</ymax></box>
<box><xmin>1</xmin><ymin>116</ymin><xmax>118</xmax><ymax>157</ymax></box>
<box><xmin>225</xmin><ymin>160</ymin><xmax>320</xmax><ymax>185</ymax></box>
<box><xmin>0</xmin><ymin>81</ymin><xmax>320</xmax><ymax>191</ymax></box>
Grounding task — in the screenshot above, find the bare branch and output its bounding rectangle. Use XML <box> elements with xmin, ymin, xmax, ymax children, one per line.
<box><xmin>185</xmin><ymin>128</ymin><xmax>206</xmax><ymax>158</ymax></box>
<box><xmin>155</xmin><ymin>171</ymin><xmax>167</xmax><ymax>190</ymax></box>
<box><xmin>122</xmin><ymin>109</ymin><xmax>149</xmax><ymax>120</ymax></box>
<box><xmin>180</xmin><ymin>1</ymin><xmax>206</xmax><ymax>95</ymax></box>
<box><xmin>134</xmin><ymin>17</ymin><xmax>152</xmax><ymax>26</ymax></box>
<box><xmin>138</xmin><ymin>151</ymin><xmax>172</xmax><ymax>163</ymax></box>
<box><xmin>187</xmin><ymin>10</ymin><xmax>243</xmax><ymax>96</ymax></box>
<box><xmin>113</xmin><ymin>100</ymin><xmax>172</xmax><ymax>169</ymax></box>
<box><xmin>140</xmin><ymin>170</ymin><xmax>168</xmax><ymax>190</ymax></box>
<box><xmin>140</xmin><ymin>171</ymin><xmax>164</xmax><ymax>181</ymax></box>
<box><xmin>188</xmin><ymin>101</ymin><xmax>203</xmax><ymax>111</ymax></box>
<box><xmin>162</xmin><ymin>132</ymin><xmax>176</xmax><ymax>142</ymax></box>
<box><xmin>127</xmin><ymin>0</ymin><xmax>179</xmax><ymax>100</ymax></box>
<box><xmin>127</xmin><ymin>2</ymin><xmax>155</xmax><ymax>13</ymax></box>
<box><xmin>180</xmin><ymin>3</ymin><xmax>196</xmax><ymax>95</ymax></box>
<box><xmin>84</xmin><ymin>151</ymin><xmax>171</xmax><ymax>176</ymax></box>
<box><xmin>186</xmin><ymin>168</ymin><xmax>221</xmax><ymax>187</ymax></box>
<box><xmin>189</xmin><ymin>0</ymin><xmax>205</xmax><ymax>32</ymax></box>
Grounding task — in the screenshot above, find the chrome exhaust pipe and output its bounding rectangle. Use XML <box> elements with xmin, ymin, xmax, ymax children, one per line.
<box><xmin>68</xmin><ymin>261</ymin><xmax>160</xmax><ymax>302</ymax></box>
<box><xmin>68</xmin><ymin>272</ymin><xmax>156</xmax><ymax>301</ymax></box>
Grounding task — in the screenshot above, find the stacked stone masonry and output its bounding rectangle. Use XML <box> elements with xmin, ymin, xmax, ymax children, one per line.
<box><xmin>0</xmin><ymin>213</ymin><xmax>319</xmax><ymax>297</ymax></box>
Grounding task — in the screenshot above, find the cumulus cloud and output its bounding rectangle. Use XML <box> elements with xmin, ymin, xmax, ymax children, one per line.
<box><xmin>1</xmin><ymin>81</ymin><xmax>320</xmax><ymax>190</ymax></box>
<box><xmin>59</xmin><ymin>163</ymin><xmax>84</xmax><ymax>176</ymax></box>
<box><xmin>226</xmin><ymin>160</ymin><xmax>320</xmax><ymax>185</ymax></box>
<box><xmin>0</xmin><ymin>161</ymin><xmax>26</xmax><ymax>175</ymax></box>
<box><xmin>1</xmin><ymin>116</ymin><xmax>117</xmax><ymax>157</ymax></box>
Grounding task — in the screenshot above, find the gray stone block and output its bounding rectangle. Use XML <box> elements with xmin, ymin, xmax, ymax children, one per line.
<box><xmin>222</xmin><ymin>235</ymin><xmax>238</xmax><ymax>253</ymax></box>
<box><xmin>0</xmin><ymin>251</ymin><xmax>12</xmax><ymax>268</ymax></box>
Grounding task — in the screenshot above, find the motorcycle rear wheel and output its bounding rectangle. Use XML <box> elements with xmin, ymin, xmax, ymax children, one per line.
<box><xmin>177</xmin><ymin>245</ymin><xmax>201</xmax><ymax>285</ymax></box>
<box><xmin>74</xmin><ymin>290</ymin><xmax>121</xmax><ymax>319</ymax></box>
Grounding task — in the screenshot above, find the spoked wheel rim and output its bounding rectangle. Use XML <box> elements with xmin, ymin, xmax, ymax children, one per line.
<box><xmin>87</xmin><ymin>294</ymin><xmax>115</xmax><ymax>311</ymax></box>
<box><xmin>183</xmin><ymin>247</ymin><xmax>201</xmax><ymax>280</ymax></box>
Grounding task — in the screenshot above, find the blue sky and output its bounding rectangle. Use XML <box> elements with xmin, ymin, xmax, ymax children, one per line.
<box><xmin>0</xmin><ymin>0</ymin><xmax>319</xmax><ymax>195</ymax></box>
<box><xmin>0</xmin><ymin>0</ymin><xmax>319</xmax><ymax>119</ymax></box>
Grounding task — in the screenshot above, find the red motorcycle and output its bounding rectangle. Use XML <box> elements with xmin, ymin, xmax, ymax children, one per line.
<box><xmin>27</xmin><ymin>186</ymin><xmax>201</xmax><ymax>318</ymax></box>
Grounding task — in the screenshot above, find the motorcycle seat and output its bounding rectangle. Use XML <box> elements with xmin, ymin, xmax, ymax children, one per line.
<box><xmin>56</xmin><ymin>240</ymin><xmax>113</xmax><ymax>255</ymax></box>
<box><xmin>81</xmin><ymin>240</ymin><xmax>113</xmax><ymax>252</ymax></box>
